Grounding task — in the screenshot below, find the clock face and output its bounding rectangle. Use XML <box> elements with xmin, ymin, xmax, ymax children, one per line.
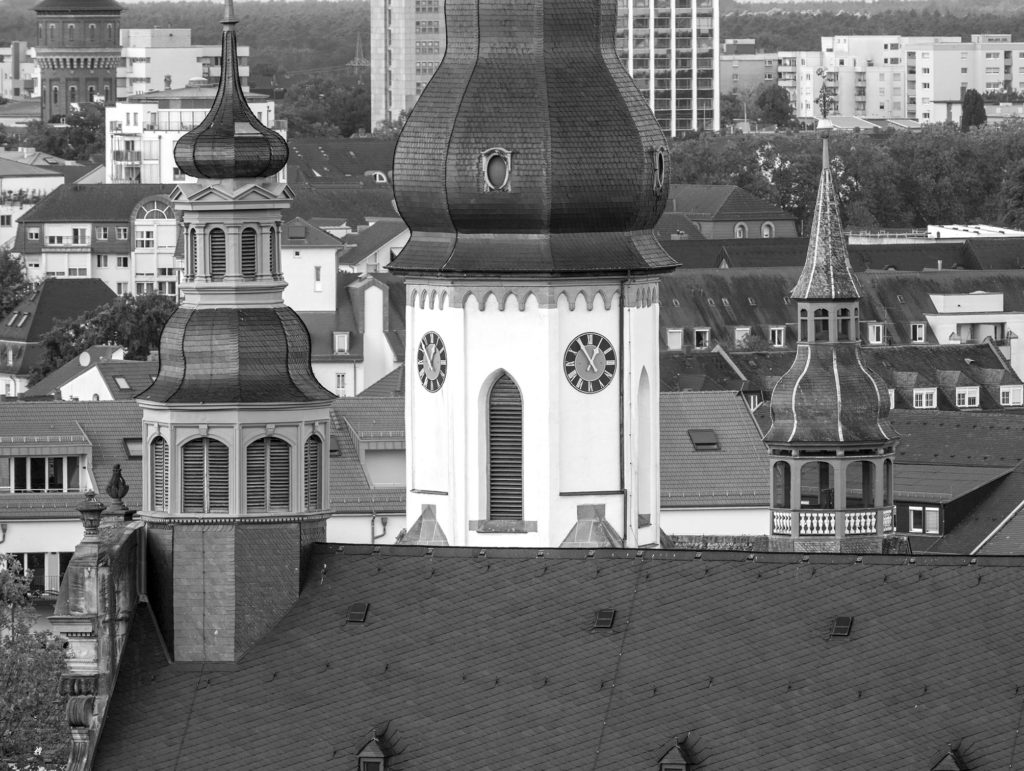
<box><xmin>417</xmin><ymin>331</ymin><xmax>447</xmax><ymax>392</ymax></box>
<box><xmin>563</xmin><ymin>332</ymin><xmax>616</xmax><ymax>393</ymax></box>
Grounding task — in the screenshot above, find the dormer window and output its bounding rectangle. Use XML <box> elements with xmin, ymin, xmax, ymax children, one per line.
<box><xmin>334</xmin><ymin>332</ymin><xmax>350</xmax><ymax>354</ymax></box>
<box><xmin>913</xmin><ymin>388</ymin><xmax>936</xmax><ymax>409</ymax></box>
<box><xmin>955</xmin><ymin>387</ymin><xmax>979</xmax><ymax>409</ymax></box>
<box><xmin>481</xmin><ymin>147</ymin><xmax>512</xmax><ymax>192</ymax></box>
<box><xmin>911</xmin><ymin>322</ymin><xmax>926</xmax><ymax>343</ymax></box>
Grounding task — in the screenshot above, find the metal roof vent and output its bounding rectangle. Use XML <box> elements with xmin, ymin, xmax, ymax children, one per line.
<box><xmin>828</xmin><ymin>616</ymin><xmax>853</xmax><ymax>638</ymax></box>
<box><xmin>347</xmin><ymin>602</ymin><xmax>370</xmax><ymax>623</ymax></box>
<box><xmin>593</xmin><ymin>609</ymin><xmax>616</xmax><ymax>629</ymax></box>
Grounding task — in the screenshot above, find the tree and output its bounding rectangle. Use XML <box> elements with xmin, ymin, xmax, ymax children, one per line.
<box><xmin>0</xmin><ymin>556</ymin><xmax>69</xmax><ymax>768</ymax></box>
<box><xmin>1001</xmin><ymin>158</ymin><xmax>1024</xmax><ymax>230</ymax></box>
<box><xmin>0</xmin><ymin>249</ymin><xmax>30</xmax><ymax>322</ymax></box>
<box><xmin>960</xmin><ymin>89</ymin><xmax>987</xmax><ymax>133</ymax></box>
<box><xmin>719</xmin><ymin>93</ymin><xmax>746</xmax><ymax>126</ymax></box>
<box><xmin>754</xmin><ymin>84</ymin><xmax>795</xmax><ymax>129</ymax></box>
<box><xmin>22</xmin><ymin>103</ymin><xmax>106</xmax><ymax>162</ymax></box>
<box><xmin>373</xmin><ymin>109</ymin><xmax>409</xmax><ymax>138</ymax></box>
<box><xmin>281</xmin><ymin>76</ymin><xmax>370</xmax><ymax>137</ymax></box>
<box><xmin>28</xmin><ymin>293</ymin><xmax>178</xmax><ymax>385</ymax></box>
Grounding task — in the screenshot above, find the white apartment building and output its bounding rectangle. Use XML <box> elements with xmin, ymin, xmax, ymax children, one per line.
<box><xmin>117</xmin><ymin>28</ymin><xmax>249</xmax><ymax>100</ymax></box>
<box><xmin>371</xmin><ymin>0</ymin><xmax>721</xmax><ymax>136</ymax></box>
<box><xmin>105</xmin><ymin>83</ymin><xmax>283</xmax><ymax>184</ymax></box>
<box><xmin>0</xmin><ymin>41</ymin><xmax>35</xmax><ymax>100</ymax></box>
<box><xmin>0</xmin><ymin>159</ymin><xmax>64</xmax><ymax>249</ymax></box>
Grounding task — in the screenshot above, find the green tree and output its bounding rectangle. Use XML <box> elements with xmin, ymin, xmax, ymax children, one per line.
<box><xmin>28</xmin><ymin>293</ymin><xmax>178</xmax><ymax>385</ymax></box>
<box><xmin>961</xmin><ymin>89</ymin><xmax>988</xmax><ymax>133</ymax></box>
<box><xmin>754</xmin><ymin>83</ymin><xmax>795</xmax><ymax>128</ymax></box>
<box><xmin>0</xmin><ymin>249</ymin><xmax>30</xmax><ymax>321</ymax></box>
<box><xmin>23</xmin><ymin>103</ymin><xmax>106</xmax><ymax>162</ymax></box>
<box><xmin>281</xmin><ymin>76</ymin><xmax>370</xmax><ymax>137</ymax></box>
<box><xmin>719</xmin><ymin>92</ymin><xmax>746</xmax><ymax>126</ymax></box>
<box><xmin>1001</xmin><ymin>158</ymin><xmax>1024</xmax><ymax>230</ymax></box>
<box><xmin>0</xmin><ymin>556</ymin><xmax>69</xmax><ymax>768</ymax></box>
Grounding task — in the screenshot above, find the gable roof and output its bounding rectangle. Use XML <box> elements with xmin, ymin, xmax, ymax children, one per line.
<box><xmin>0</xmin><ymin>157</ymin><xmax>65</xmax><ymax>179</ymax></box>
<box><xmin>21</xmin><ymin>344</ymin><xmax>125</xmax><ymax>399</ymax></box>
<box><xmin>658</xmin><ymin>238</ymin><xmax>808</xmax><ymax>269</ymax></box>
<box><xmin>890</xmin><ymin>409</ymin><xmax>1024</xmax><ymax>468</ymax></box>
<box><xmin>660</xmin><ymin>391</ymin><xmax>769</xmax><ymax>507</ymax></box>
<box><xmin>287</xmin><ymin>186</ymin><xmax>398</xmax><ymax>223</ymax></box>
<box><xmin>287</xmin><ymin>138</ymin><xmax>396</xmax><ymax>187</ymax></box>
<box><xmin>338</xmin><ymin>218</ymin><xmax>408</xmax><ymax>267</ymax></box>
<box><xmin>665</xmin><ymin>184</ymin><xmax>795</xmax><ymax>222</ymax></box>
<box><xmin>280</xmin><ymin>217</ymin><xmax>346</xmax><ymax>249</ymax></box>
<box><xmin>96</xmin><ymin>546</ymin><xmax>1024</xmax><ymax>769</ymax></box>
<box><xmin>94</xmin><ymin>360</ymin><xmax>160</xmax><ymax>400</ymax></box>
<box><xmin>17</xmin><ymin>183</ymin><xmax>172</xmax><ymax>224</ymax></box>
<box><xmin>328</xmin><ymin>398</ymin><xmax>405</xmax><ymax>515</ymax></box>
<box><xmin>360</xmin><ymin>365</ymin><xmax>405</xmax><ymax>398</ymax></box>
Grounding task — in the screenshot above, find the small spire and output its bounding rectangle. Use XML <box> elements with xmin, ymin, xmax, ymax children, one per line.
<box><xmin>222</xmin><ymin>0</ymin><xmax>237</xmax><ymax>24</ymax></box>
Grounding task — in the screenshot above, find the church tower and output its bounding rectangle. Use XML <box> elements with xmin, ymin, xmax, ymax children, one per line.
<box><xmin>764</xmin><ymin>118</ymin><xmax>898</xmax><ymax>552</ymax></box>
<box><xmin>391</xmin><ymin>0</ymin><xmax>674</xmax><ymax>550</ymax></box>
<box><xmin>136</xmin><ymin>0</ymin><xmax>334</xmax><ymax>662</ymax></box>
<box><xmin>34</xmin><ymin>0</ymin><xmax>122</xmax><ymax>121</ymax></box>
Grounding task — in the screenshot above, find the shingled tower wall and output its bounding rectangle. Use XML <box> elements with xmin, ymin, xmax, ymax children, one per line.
<box><xmin>136</xmin><ymin>0</ymin><xmax>333</xmax><ymax>662</ymax></box>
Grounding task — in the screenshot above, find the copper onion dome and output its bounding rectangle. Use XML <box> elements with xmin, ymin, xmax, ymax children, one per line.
<box><xmin>173</xmin><ymin>0</ymin><xmax>287</xmax><ymax>180</ymax></box>
<box><xmin>389</xmin><ymin>0</ymin><xmax>676</xmax><ymax>276</ymax></box>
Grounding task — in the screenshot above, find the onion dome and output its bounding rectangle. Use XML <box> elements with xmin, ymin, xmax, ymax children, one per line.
<box><xmin>389</xmin><ymin>0</ymin><xmax>675</xmax><ymax>276</ymax></box>
<box><xmin>138</xmin><ymin>306</ymin><xmax>333</xmax><ymax>404</ymax></box>
<box><xmin>173</xmin><ymin>0</ymin><xmax>287</xmax><ymax>180</ymax></box>
<box><xmin>791</xmin><ymin>123</ymin><xmax>859</xmax><ymax>301</ymax></box>
<box><xmin>764</xmin><ymin>345</ymin><xmax>896</xmax><ymax>445</ymax></box>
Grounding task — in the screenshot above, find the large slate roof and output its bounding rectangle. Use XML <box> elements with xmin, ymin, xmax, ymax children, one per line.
<box><xmin>95</xmin><ymin>545</ymin><xmax>1024</xmax><ymax>769</ymax></box>
<box><xmin>16</xmin><ymin>184</ymin><xmax>172</xmax><ymax>224</ymax></box>
<box><xmin>21</xmin><ymin>344</ymin><xmax>124</xmax><ymax>399</ymax></box>
<box><xmin>664</xmin><ymin>184</ymin><xmax>795</xmax><ymax>222</ymax></box>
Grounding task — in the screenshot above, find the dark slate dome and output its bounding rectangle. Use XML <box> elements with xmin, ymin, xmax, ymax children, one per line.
<box><xmin>389</xmin><ymin>0</ymin><xmax>675</xmax><ymax>276</ymax></box>
<box><xmin>764</xmin><ymin>344</ymin><xmax>896</xmax><ymax>446</ymax></box>
<box><xmin>138</xmin><ymin>306</ymin><xmax>333</xmax><ymax>404</ymax></box>
<box><xmin>173</xmin><ymin>1</ymin><xmax>287</xmax><ymax>180</ymax></box>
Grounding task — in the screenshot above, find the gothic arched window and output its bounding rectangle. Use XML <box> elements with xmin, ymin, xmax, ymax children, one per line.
<box><xmin>181</xmin><ymin>438</ymin><xmax>229</xmax><ymax>513</ymax></box>
<box><xmin>488</xmin><ymin>374</ymin><xmax>523</xmax><ymax>520</ymax></box>
<box><xmin>246</xmin><ymin>437</ymin><xmax>290</xmax><ymax>512</ymax></box>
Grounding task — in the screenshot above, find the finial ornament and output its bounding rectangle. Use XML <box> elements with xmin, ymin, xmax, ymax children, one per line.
<box><xmin>223</xmin><ymin>0</ymin><xmax>237</xmax><ymax>24</ymax></box>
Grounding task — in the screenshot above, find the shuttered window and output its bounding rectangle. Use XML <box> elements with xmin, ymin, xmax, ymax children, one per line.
<box><xmin>268</xmin><ymin>227</ymin><xmax>279</xmax><ymax>276</ymax></box>
<box><xmin>304</xmin><ymin>434</ymin><xmax>322</xmax><ymax>510</ymax></box>
<box><xmin>188</xmin><ymin>228</ymin><xmax>198</xmax><ymax>279</ymax></box>
<box><xmin>241</xmin><ymin>227</ymin><xmax>257</xmax><ymax>278</ymax></box>
<box><xmin>181</xmin><ymin>438</ymin><xmax>229</xmax><ymax>513</ymax></box>
<box><xmin>246</xmin><ymin>437</ymin><xmax>290</xmax><ymax>512</ymax></box>
<box><xmin>209</xmin><ymin>228</ymin><xmax>226</xmax><ymax>279</ymax></box>
<box><xmin>488</xmin><ymin>374</ymin><xmax>523</xmax><ymax>520</ymax></box>
<box><xmin>151</xmin><ymin>436</ymin><xmax>168</xmax><ymax>511</ymax></box>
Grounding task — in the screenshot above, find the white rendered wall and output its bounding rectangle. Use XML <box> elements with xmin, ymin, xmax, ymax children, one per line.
<box><xmin>59</xmin><ymin>366</ymin><xmax>113</xmax><ymax>401</ymax></box>
<box><xmin>661</xmin><ymin>506</ymin><xmax>770</xmax><ymax>537</ymax></box>
<box><xmin>1</xmin><ymin>519</ymin><xmax>83</xmax><ymax>554</ymax></box>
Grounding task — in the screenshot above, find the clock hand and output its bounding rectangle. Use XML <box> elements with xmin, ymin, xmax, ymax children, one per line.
<box><xmin>581</xmin><ymin>345</ymin><xmax>600</xmax><ymax>372</ymax></box>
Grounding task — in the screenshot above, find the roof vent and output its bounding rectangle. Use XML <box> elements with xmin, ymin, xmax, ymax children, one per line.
<box><xmin>347</xmin><ymin>602</ymin><xmax>370</xmax><ymax>623</ymax></box>
<box><xmin>931</xmin><ymin>745</ymin><xmax>969</xmax><ymax>771</ymax></box>
<box><xmin>593</xmin><ymin>609</ymin><xmax>616</xmax><ymax>629</ymax></box>
<box><xmin>828</xmin><ymin>616</ymin><xmax>853</xmax><ymax>638</ymax></box>
<box><xmin>687</xmin><ymin>429</ymin><xmax>720</xmax><ymax>451</ymax></box>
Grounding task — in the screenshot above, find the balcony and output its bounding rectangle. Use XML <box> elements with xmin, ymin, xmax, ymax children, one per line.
<box><xmin>111</xmin><ymin>150</ymin><xmax>141</xmax><ymax>162</ymax></box>
<box><xmin>771</xmin><ymin>507</ymin><xmax>895</xmax><ymax>537</ymax></box>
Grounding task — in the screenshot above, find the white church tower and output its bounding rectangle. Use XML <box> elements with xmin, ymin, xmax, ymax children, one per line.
<box><xmin>391</xmin><ymin>0</ymin><xmax>675</xmax><ymax>549</ymax></box>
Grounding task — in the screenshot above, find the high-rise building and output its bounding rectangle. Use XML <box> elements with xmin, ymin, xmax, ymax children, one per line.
<box><xmin>33</xmin><ymin>0</ymin><xmax>122</xmax><ymax>121</ymax></box>
<box><xmin>117</xmin><ymin>28</ymin><xmax>250</xmax><ymax>100</ymax></box>
<box><xmin>371</xmin><ymin>0</ymin><xmax>720</xmax><ymax>137</ymax></box>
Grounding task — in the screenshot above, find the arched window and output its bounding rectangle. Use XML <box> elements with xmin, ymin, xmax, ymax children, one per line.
<box><xmin>68</xmin><ymin>85</ymin><xmax>76</xmax><ymax>104</ymax></box>
<box><xmin>813</xmin><ymin>308</ymin><xmax>830</xmax><ymax>341</ymax></box>
<box><xmin>188</xmin><ymin>228</ymin><xmax>198</xmax><ymax>279</ymax></box>
<box><xmin>304</xmin><ymin>434</ymin><xmax>322</xmax><ymax>510</ymax></box>
<box><xmin>51</xmin><ymin>85</ymin><xmax>59</xmax><ymax>105</ymax></box>
<box><xmin>181</xmin><ymin>438</ymin><xmax>229</xmax><ymax>513</ymax></box>
<box><xmin>87</xmin><ymin>85</ymin><xmax>95</xmax><ymax>102</ymax></box>
<box><xmin>87</xmin><ymin>23</ymin><xmax>96</xmax><ymax>42</ymax></box>
<box><xmin>103</xmin><ymin>85</ymin><xmax>110</xmax><ymax>103</ymax></box>
<box><xmin>48</xmin><ymin>24</ymin><xmax>56</xmax><ymax>44</ymax></box>
<box><xmin>837</xmin><ymin>308</ymin><xmax>851</xmax><ymax>341</ymax></box>
<box><xmin>799</xmin><ymin>308</ymin><xmax>808</xmax><ymax>342</ymax></box>
<box><xmin>151</xmin><ymin>436</ymin><xmax>168</xmax><ymax>511</ymax></box>
<box><xmin>734</xmin><ymin>223</ymin><xmax>747</xmax><ymax>239</ymax></box>
<box><xmin>66</xmin><ymin>24</ymin><xmax>75</xmax><ymax>43</ymax></box>
<box><xmin>106</xmin><ymin>23</ymin><xmax>113</xmax><ymax>43</ymax></box>
<box><xmin>241</xmin><ymin>227</ymin><xmax>257</xmax><ymax>278</ymax></box>
<box><xmin>246</xmin><ymin>437</ymin><xmax>290</xmax><ymax>512</ymax></box>
<box><xmin>488</xmin><ymin>374</ymin><xmax>523</xmax><ymax>520</ymax></box>
<box><xmin>209</xmin><ymin>228</ymin><xmax>226</xmax><ymax>279</ymax></box>
<box><xmin>137</xmin><ymin>200</ymin><xmax>171</xmax><ymax>219</ymax></box>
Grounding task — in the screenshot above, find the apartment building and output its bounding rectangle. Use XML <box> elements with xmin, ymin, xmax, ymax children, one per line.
<box><xmin>371</xmin><ymin>0</ymin><xmax>720</xmax><ymax>136</ymax></box>
<box><xmin>0</xmin><ymin>41</ymin><xmax>35</xmax><ymax>100</ymax></box>
<box><xmin>117</xmin><ymin>28</ymin><xmax>249</xmax><ymax>100</ymax></box>
<box><xmin>105</xmin><ymin>82</ymin><xmax>283</xmax><ymax>184</ymax></box>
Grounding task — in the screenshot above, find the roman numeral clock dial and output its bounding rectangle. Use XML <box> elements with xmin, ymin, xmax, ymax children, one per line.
<box><xmin>563</xmin><ymin>332</ymin><xmax>616</xmax><ymax>393</ymax></box>
<box><xmin>417</xmin><ymin>331</ymin><xmax>448</xmax><ymax>392</ymax></box>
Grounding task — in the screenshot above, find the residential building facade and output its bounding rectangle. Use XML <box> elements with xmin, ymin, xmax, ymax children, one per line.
<box><xmin>0</xmin><ymin>41</ymin><xmax>35</xmax><ymax>100</ymax></box>
<box><xmin>0</xmin><ymin>158</ymin><xmax>64</xmax><ymax>249</ymax></box>
<box><xmin>117</xmin><ymin>28</ymin><xmax>249</xmax><ymax>100</ymax></box>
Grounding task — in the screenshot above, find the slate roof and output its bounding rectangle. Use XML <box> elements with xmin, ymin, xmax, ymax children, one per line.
<box><xmin>664</xmin><ymin>184</ymin><xmax>795</xmax><ymax>222</ymax></box>
<box><xmin>659</xmin><ymin>238</ymin><xmax>808</xmax><ymax>269</ymax></box>
<box><xmin>0</xmin><ymin>158</ymin><xmax>64</xmax><ymax>178</ymax></box>
<box><xmin>280</xmin><ymin>217</ymin><xmax>345</xmax><ymax>249</ymax></box>
<box><xmin>95</xmin><ymin>545</ymin><xmax>1024</xmax><ymax>769</ymax></box>
<box><xmin>0</xmin><ymin>400</ymin><xmax>143</xmax><ymax>519</ymax></box>
<box><xmin>328</xmin><ymin>398</ymin><xmax>405</xmax><ymax>515</ymax></box>
<box><xmin>94</xmin><ymin>360</ymin><xmax>160</xmax><ymax>400</ymax></box>
<box><xmin>964</xmin><ymin>238</ymin><xmax>1024</xmax><ymax>270</ymax></box>
<box><xmin>287</xmin><ymin>186</ymin><xmax>398</xmax><ymax>223</ymax></box>
<box><xmin>890</xmin><ymin>410</ymin><xmax>1024</xmax><ymax>468</ymax></box>
<box><xmin>660</xmin><ymin>392</ymin><xmax>769</xmax><ymax>508</ymax></box>
<box><xmin>338</xmin><ymin>218</ymin><xmax>408</xmax><ymax>267</ymax></box>
<box><xmin>21</xmin><ymin>344</ymin><xmax>124</xmax><ymax>399</ymax></box>
<box><xmin>287</xmin><ymin>138</ymin><xmax>396</xmax><ymax>186</ymax></box>
<box><xmin>660</xmin><ymin>351</ymin><xmax>744</xmax><ymax>393</ymax></box>
<box><xmin>848</xmin><ymin>241</ymin><xmax>972</xmax><ymax>272</ymax></box>
<box><xmin>34</xmin><ymin>0</ymin><xmax>122</xmax><ymax>11</ymax></box>
<box><xmin>359</xmin><ymin>365</ymin><xmax>405</xmax><ymax>398</ymax></box>
<box><xmin>15</xmin><ymin>183</ymin><xmax>172</xmax><ymax>224</ymax></box>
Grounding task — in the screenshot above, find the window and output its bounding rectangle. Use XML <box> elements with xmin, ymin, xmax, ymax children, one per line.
<box><xmin>136</xmin><ymin>282</ymin><xmax>156</xmax><ymax>295</ymax></box>
<box><xmin>314</xmin><ymin>265</ymin><xmax>323</xmax><ymax>292</ymax></box>
<box><xmin>47</xmin><ymin>235</ymin><xmax>64</xmax><ymax>245</ymax></box>
<box><xmin>666</xmin><ymin>328</ymin><xmax>684</xmax><ymax>350</ymax></box>
<box><xmin>115</xmin><ymin>282</ymin><xmax>128</xmax><ymax>295</ymax></box>
<box><xmin>734</xmin><ymin>223</ymin><xmax>747</xmax><ymax>238</ymax></box>
<box><xmin>304</xmin><ymin>434</ymin><xmax>322</xmax><ymax>510</ymax></box>
<box><xmin>734</xmin><ymin>327</ymin><xmax>751</xmax><ymax>347</ymax></box>
<box><xmin>955</xmin><ymin>387</ymin><xmax>979</xmax><ymax>408</ymax></box>
<box><xmin>867</xmin><ymin>323</ymin><xmax>884</xmax><ymax>344</ymax></box>
<box><xmin>209</xmin><ymin>228</ymin><xmax>226</xmax><ymax>279</ymax></box>
<box><xmin>913</xmin><ymin>388</ymin><xmax>936</xmax><ymax>409</ymax></box>
<box><xmin>71</xmin><ymin>227</ymin><xmax>88</xmax><ymax>244</ymax></box>
<box><xmin>333</xmin><ymin>332</ymin><xmax>349</xmax><ymax>354</ymax></box>
<box><xmin>181</xmin><ymin>438</ymin><xmax>229</xmax><ymax>513</ymax></box>
<box><xmin>68</xmin><ymin>267</ymin><xmax>87</xmax><ymax>277</ymax></box>
<box><xmin>241</xmin><ymin>227</ymin><xmax>257</xmax><ymax>278</ymax></box>
<box><xmin>117</xmin><ymin>256</ymin><xmax>129</xmax><ymax>268</ymax></box>
<box><xmin>27</xmin><ymin>228</ymin><xmax>39</xmax><ymax>241</ymax></box>
<box><xmin>911</xmin><ymin>323</ymin><xmax>926</xmax><ymax>343</ymax></box>
<box><xmin>246</xmin><ymin>437</ymin><xmax>290</xmax><ymax>512</ymax></box>
<box><xmin>694</xmin><ymin>328</ymin><xmax>710</xmax><ymax>349</ymax></box>
<box><xmin>5</xmin><ymin>456</ymin><xmax>81</xmax><ymax>493</ymax></box>
<box><xmin>910</xmin><ymin>506</ymin><xmax>940</xmax><ymax>534</ymax></box>
<box><xmin>1000</xmin><ymin>385</ymin><xmax>1023</xmax><ymax>406</ymax></box>
<box><xmin>0</xmin><ymin>215</ymin><xmax>10</xmax><ymax>227</ymax></box>
<box><xmin>96</xmin><ymin>254</ymin><xmax>108</xmax><ymax>268</ymax></box>
<box><xmin>151</xmin><ymin>437</ymin><xmax>168</xmax><ymax>511</ymax></box>
<box><xmin>761</xmin><ymin>222</ymin><xmax>775</xmax><ymax>238</ymax></box>
<box><xmin>335</xmin><ymin>372</ymin><xmax>346</xmax><ymax>395</ymax></box>
<box><xmin>688</xmin><ymin>429</ymin><xmax>719</xmax><ymax>451</ymax></box>
<box><xmin>115</xmin><ymin>227</ymin><xmax>128</xmax><ymax>240</ymax></box>
<box><xmin>135</xmin><ymin>229</ymin><xmax>154</xmax><ymax>248</ymax></box>
<box><xmin>770</xmin><ymin>327</ymin><xmax>785</xmax><ymax>347</ymax></box>
<box><xmin>888</xmin><ymin>389</ymin><xmax>896</xmax><ymax>409</ymax></box>
<box><xmin>488</xmin><ymin>374</ymin><xmax>523</xmax><ymax>520</ymax></box>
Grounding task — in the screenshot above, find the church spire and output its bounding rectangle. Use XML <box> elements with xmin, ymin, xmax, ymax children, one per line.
<box><xmin>173</xmin><ymin>0</ymin><xmax>287</xmax><ymax>180</ymax></box>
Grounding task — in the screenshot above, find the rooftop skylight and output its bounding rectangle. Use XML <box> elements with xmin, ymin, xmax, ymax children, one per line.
<box><xmin>347</xmin><ymin>602</ymin><xmax>370</xmax><ymax>623</ymax></box>
<box><xmin>687</xmin><ymin>429</ymin><xmax>720</xmax><ymax>451</ymax></box>
<box><xmin>829</xmin><ymin>616</ymin><xmax>854</xmax><ymax>638</ymax></box>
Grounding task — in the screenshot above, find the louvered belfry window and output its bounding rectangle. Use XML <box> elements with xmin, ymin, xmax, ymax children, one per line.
<box><xmin>268</xmin><ymin>227</ymin><xmax>279</xmax><ymax>276</ymax></box>
<box><xmin>181</xmin><ymin>438</ymin><xmax>229</xmax><ymax>513</ymax></box>
<box><xmin>247</xmin><ymin>437</ymin><xmax>290</xmax><ymax>512</ymax></box>
<box><xmin>304</xmin><ymin>434</ymin><xmax>322</xmax><ymax>510</ymax></box>
<box><xmin>151</xmin><ymin>436</ymin><xmax>168</xmax><ymax>511</ymax></box>
<box><xmin>241</xmin><ymin>227</ymin><xmax>257</xmax><ymax>278</ymax></box>
<box><xmin>188</xmin><ymin>228</ymin><xmax>198</xmax><ymax>279</ymax></box>
<box><xmin>209</xmin><ymin>228</ymin><xmax>226</xmax><ymax>279</ymax></box>
<box><xmin>488</xmin><ymin>374</ymin><xmax>523</xmax><ymax>520</ymax></box>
